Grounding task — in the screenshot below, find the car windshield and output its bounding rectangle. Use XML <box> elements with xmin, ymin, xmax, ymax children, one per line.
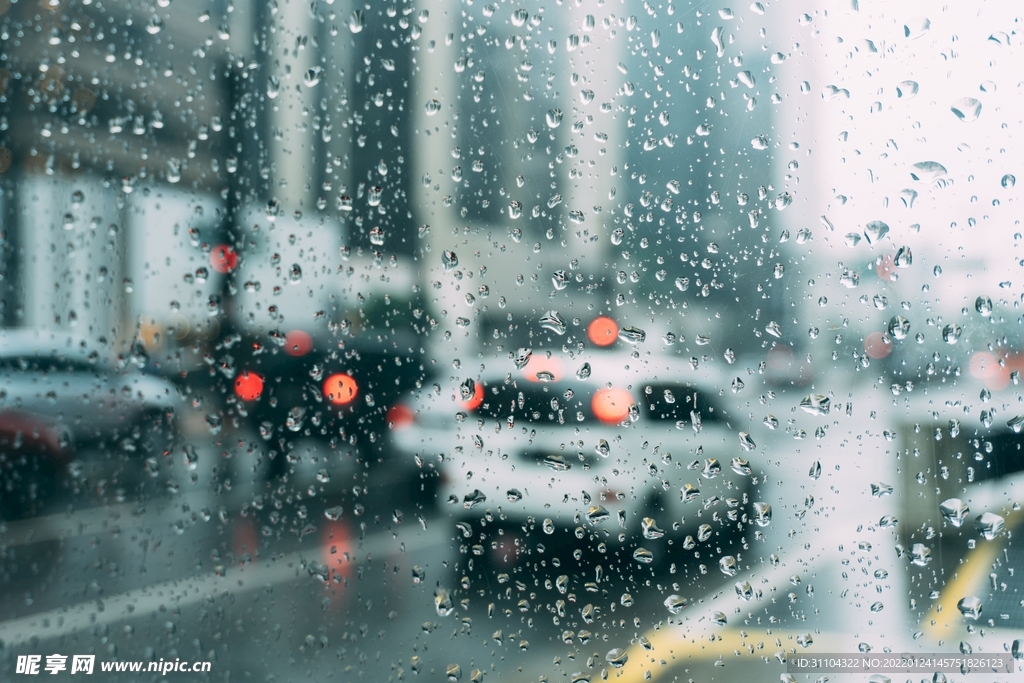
<box><xmin>2</xmin><ymin>1</ymin><xmax>1022</xmax><ymax>681</ymax></box>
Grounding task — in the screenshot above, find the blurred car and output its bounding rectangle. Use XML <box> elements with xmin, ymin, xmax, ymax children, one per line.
<box><xmin>222</xmin><ymin>208</ymin><xmax>431</xmax><ymax>485</ymax></box>
<box><xmin>0</xmin><ymin>330</ymin><xmax>182</xmax><ymax>516</ymax></box>
<box><xmin>0</xmin><ymin>408</ymin><xmax>72</xmax><ymax>518</ymax></box>
<box><xmin>388</xmin><ymin>348</ymin><xmax>761</xmax><ymax>571</ymax></box>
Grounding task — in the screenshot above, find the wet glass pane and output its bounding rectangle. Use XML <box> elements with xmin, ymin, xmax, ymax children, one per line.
<box><xmin>1</xmin><ymin>0</ymin><xmax>1022</xmax><ymax>681</ymax></box>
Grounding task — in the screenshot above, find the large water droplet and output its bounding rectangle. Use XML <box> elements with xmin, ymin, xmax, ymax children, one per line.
<box><xmin>442</xmin><ymin>250</ymin><xmax>458</xmax><ymax>270</ymax></box>
<box><xmin>942</xmin><ymin>324</ymin><xmax>962</xmax><ymax>344</ymax></box>
<box><xmin>975</xmin><ymin>512</ymin><xmax>1005</xmax><ymax>540</ymax></box>
<box><xmin>641</xmin><ymin>517</ymin><xmax>664</xmax><ymax>539</ymax></box>
<box><xmin>605</xmin><ymin>648</ymin><xmax>628</xmax><ymax>668</ymax></box>
<box><xmin>1001</xmin><ymin>174</ymin><xmax>1016</xmax><ymax>188</ymax></box>
<box><xmin>888</xmin><ymin>315</ymin><xmax>911</xmax><ymax>340</ymax></box>
<box><xmin>800</xmin><ymin>394</ymin><xmax>831</xmax><ymax>416</ymax></box>
<box><xmin>738</xmin><ymin>432</ymin><xmax>756</xmax><ymax>451</ymax></box>
<box><xmin>903</xmin><ymin>16</ymin><xmax>931</xmax><ymax>39</ymax></box>
<box><xmin>586</xmin><ymin>505</ymin><xmax>610</xmax><ymax>525</ymax></box>
<box><xmin>539</xmin><ymin>310</ymin><xmax>567</xmax><ymax>335</ymax></box>
<box><xmin>957</xmin><ymin>596</ymin><xmax>982</xmax><ymax>620</ymax></box>
<box><xmin>664</xmin><ymin>594</ymin><xmax>687</xmax><ymax>614</ymax></box>
<box><xmin>348</xmin><ymin>9</ymin><xmax>365</xmax><ymax>33</ymax></box>
<box><xmin>939</xmin><ymin>498</ymin><xmax>969</xmax><ymax>527</ymax></box>
<box><xmin>425</xmin><ymin>99</ymin><xmax>441</xmax><ymax>116</ymax></box>
<box><xmin>513</xmin><ymin>347</ymin><xmax>532</xmax><ymax>370</ymax></box>
<box><xmin>545</xmin><ymin>108</ymin><xmax>563</xmax><ymax>128</ymax></box>
<box><xmin>863</xmin><ymin>220</ymin><xmax>890</xmax><ymax>244</ymax></box>
<box><xmin>753</xmin><ymin>502</ymin><xmax>772</xmax><ymax>526</ymax></box>
<box><xmin>910</xmin><ymin>161</ymin><xmax>948</xmax><ymax>183</ymax></box>
<box><xmin>951</xmin><ymin>97</ymin><xmax>982</xmax><ymax>122</ymax></box>
<box><xmin>976</xmin><ymin>296</ymin><xmax>993</xmax><ymax>316</ymax></box>
<box><xmin>618</xmin><ymin>326</ymin><xmax>646</xmax><ymax>344</ymax></box>
<box><xmin>434</xmin><ymin>588</ymin><xmax>454</xmax><ymax>616</ymax></box>
<box><xmin>896</xmin><ymin>80</ymin><xmax>919</xmax><ymax>98</ymax></box>
<box><xmin>632</xmin><ymin>547</ymin><xmax>654</xmax><ymax>564</ymax></box>
<box><xmin>719</xmin><ymin>555</ymin><xmax>738</xmax><ymax>576</ymax></box>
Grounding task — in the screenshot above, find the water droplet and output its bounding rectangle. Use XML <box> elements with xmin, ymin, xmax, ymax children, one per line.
<box><xmin>888</xmin><ymin>315</ymin><xmax>911</xmax><ymax>340</ymax></box>
<box><xmin>765</xmin><ymin>321</ymin><xmax>782</xmax><ymax>337</ymax></box>
<box><xmin>800</xmin><ymin>394</ymin><xmax>831</xmax><ymax>416</ymax></box>
<box><xmin>586</xmin><ymin>505</ymin><xmax>610</xmax><ymax>525</ymax></box>
<box><xmin>957</xmin><ymin>596</ymin><xmax>982</xmax><ymax>620</ymax></box>
<box><xmin>611</xmin><ymin>227</ymin><xmax>624</xmax><ymax>245</ymax></box>
<box><xmin>511</xmin><ymin>8</ymin><xmax>528</xmax><ymax>27</ymax></box>
<box><xmin>738</xmin><ymin>432</ymin><xmax>756</xmax><ymax>452</ymax></box>
<box><xmin>425</xmin><ymin>99</ymin><xmax>441</xmax><ymax>116</ymax></box>
<box><xmin>1007</xmin><ymin>415</ymin><xmax>1024</xmax><ymax>433</ymax></box>
<box><xmin>288</xmin><ymin>263</ymin><xmax>302</xmax><ymax>283</ymax></box>
<box><xmin>863</xmin><ymin>220</ymin><xmax>890</xmax><ymax>244</ymax></box>
<box><xmin>641</xmin><ymin>517</ymin><xmax>664</xmax><ymax>539</ymax></box>
<box><xmin>605</xmin><ymin>649</ymin><xmax>628</xmax><ymax>668</ymax></box>
<box><xmin>545</xmin><ymin>108</ymin><xmax>563</xmax><ymax>129</ymax></box>
<box><xmin>910</xmin><ymin>161</ymin><xmax>948</xmax><ymax>183</ymax></box>
<box><xmin>735</xmin><ymin>581</ymin><xmax>754</xmax><ymax>600</ymax></box>
<box><xmin>939</xmin><ymin>498</ymin><xmax>969</xmax><ymax>527</ymax></box>
<box><xmin>324</xmin><ymin>505</ymin><xmax>344</xmax><ymax>521</ymax></box>
<box><xmin>910</xmin><ymin>543</ymin><xmax>932</xmax><ymax>566</ymax></box>
<box><xmin>753</xmin><ymin>502</ymin><xmax>772</xmax><ymax>526</ymax></box>
<box><xmin>544</xmin><ymin>454</ymin><xmax>571</xmax><ymax>471</ymax></box>
<box><xmin>951</xmin><ymin>97</ymin><xmax>982</xmax><ymax>122</ymax></box>
<box><xmin>942</xmin><ymin>324</ymin><xmax>962</xmax><ymax>344</ymax></box>
<box><xmin>697</xmin><ymin>523</ymin><xmax>713</xmax><ymax>542</ymax></box>
<box><xmin>664</xmin><ymin>594</ymin><xmax>687</xmax><ymax>614</ymax></box>
<box><xmin>506</xmin><ymin>489</ymin><xmax>522</xmax><ymax>502</ymax></box>
<box><xmin>369</xmin><ymin>227</ymin><xmax>385</xmax><ymax>246</ymax></box>
<box><xmin>146</xmin><ymin>15</ymin><xmax>164</xmax><ymax>34</ymax></box>
<box><xmin>462</xmin><ymin>489</ymin><xmax>486</xmax><ymax>509</ymax></box>
<box><xmin>1002</xmin><ymin>174</ymin><xmax>1016</xmax><ymax>188</ymax></box>
<box><xmin>442</xmin><ymin>250</ymin><xmax>458</xmax><ymax>270</ymax></box>
<box><xmin>632</xmin><ymin>547</ymin><xmax>654</xmax><ymax>564</ymax></box>
<box><xmin>903</xmin><ymin>16</ymin><xmax>931</xmax><ymax>39</ymax></box>
<box><xmin>975</xmin><ymin>296</ymin><xmax>993</xmax><ymax>316</ymax></box>
<box><xmin>595</xmin><ymin>439</ymin><xmax>610</xmax><ymax>458</ymax></box>
<box><xmin>719</xmin><ymin>555</ymin><xmax>738</xmax><ymax>576</ymax></box>
<box><xmin>434</xmin><ymin>588</ymin><xmax>454</xmax><ymax>616</ymax></box>
<box><xmin>896</xmin><ymin>80</ymin><xmax>919</xmax><ymax>98</ymax></box>
<box><xmin>895</xmin><ymin>246</ymin><xmax>913</xmax><ymax>268</ymax></box>
<box><xmin>975</xmin><ymin>512</ymin><xmax>1005</xmax><ymax>540</ymax></box>
<box><xmin>577</xmin><ymin>363</ymin><xmax>592</xmax><ymax>380</ymax></box>
<box><xmin>618</xmin><ymin>326</ymin><xmax>646</xmax><ymax>344</ymax></box>
<box><xmin>552</xmin><ymin>270</ymin><xmax>570</xmax><ymax>290</ymax></box>
<box><xmin>267</xmin><ymin>76</ymin><xmax>280</xmax><ymax>99</ymax></box>
<box><xmin>348</xmin><ymin>9</ymin><xmax>365</xmax><ymax>33</ymax></box>
<box><xmin>711</xmin><ymin>26</ymin><xmax>725</xmax><ymax>57</ymax></box>
<box><xmin>542</xmin><ymin>518</ymin><xmax>555</xmax><ymax>534</ymax></box>
<box><xmin>539</xmin><ymin>310</ymin><xmax>567</xmax><ymax>335</ymax></box>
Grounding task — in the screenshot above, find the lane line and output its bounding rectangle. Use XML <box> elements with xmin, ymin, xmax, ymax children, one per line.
<box><xmin>0</xmin><ymin>527</ymin><xmax>444</xmax><ymax>648</ymax></box>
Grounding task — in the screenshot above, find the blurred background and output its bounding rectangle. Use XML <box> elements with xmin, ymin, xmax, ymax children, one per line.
<box><xmin>1</xmin><ymin>0</ymin><xmax>1022</xmax><ymax>680</ymax></box>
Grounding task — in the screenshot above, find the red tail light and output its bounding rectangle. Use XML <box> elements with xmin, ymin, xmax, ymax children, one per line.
<box><xmin>592</xmin><ymin>387</ymin><xmax>633</xmax><ymax>424</ymax></box>
<box><xmin>324</xmin><ymin>373</ymin><xmax>359</xmax><ymax>405</ymax></box>
<box><xmin>234</xmin><ymin>371</ymin><xmax>264</xmax><ymax>401</ymax></box>
<box><xmin>284</xmin><ymin>330</ymin><xmax>313</xmax><ymax>357</ymax></box>
<box><xmin>209</xmin><ymin>244</ymin><xmax>238</xmax><ymax>273</ymax></box>
<box><xmin>387</xmin><ymin>403</ymin><xmax>415</xmax><ymax>430</ymax></box>
<box><xmin>461</xmin><ymin>382</ymin><xmax>484</xmax><ymax>410</ymax></box>
<box><xmin>588</xmin><ymin>316</ymin><xmax>618</xmax><ymax>347</ymax></box>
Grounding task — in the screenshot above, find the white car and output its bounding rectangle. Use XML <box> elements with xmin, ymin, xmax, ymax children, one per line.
<box><xmin>388</xmin><ymin>350</ymin><xmax>765</xmax><ymax>571</ymax></box>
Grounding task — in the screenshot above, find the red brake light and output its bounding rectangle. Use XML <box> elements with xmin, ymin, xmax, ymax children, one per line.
<box><xmin>588</xmin><ymin>316</ymin><xmax>618</xmax><ymax>347</ymax></box>
<box><xmin>234</xmin><ymin>371</ymin><xmax>264</xmax><ymax>401</ymax></box>
<box><xmin>592</xmin><ymin>387</ymin><xmax>633</xmax><ymax>424</ymax></box>
<box><xmin>324</xmin><ymin>373</ymin><xmax>358</xmax><ymax>405</ymax></box>
<box><xmin>387</xmin><ymin>403</ymin><xmax>415</xmax><ymax>430</ymax></box>
<box><xmin>285</xmin><ymin>329</ymin><xmax>313</xmax><ymax>357</ymax></box>
<box><xmin>461</xmin><ymin>382</ymin><xmax>484</xmax><ymax>410</ymax></box>
<box><xmin>210</xmin><ymin>244</ymin><xmax>238</xmax><ymax>274</ymax></box>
